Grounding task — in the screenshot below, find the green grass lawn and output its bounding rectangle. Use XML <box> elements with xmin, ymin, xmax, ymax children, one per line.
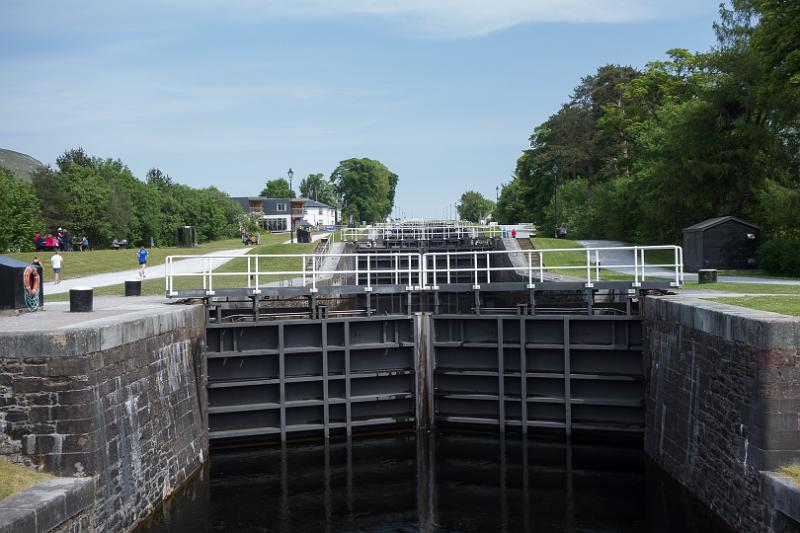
<box><xmin>682</xmin><ymin>281</ymin><xmax>800</xmax><ymax>294</ymax></box>
<box><xmin>44</xmin><ymin>237</ymin><xmax>320</xmax><ymax>301</ymax></box>
<box><xmin>778</xmin><ymin>465</ymin><xmax>800</xmax><ymax>484</ymax></box>
<box><xmin>709</xmin><ymin>296</ymin><xmax>800</xmax><ymax>316</ymax></box>
<box><xmin>531</xmin><ymin>238</ymin><xmax>641</xmax><ymax>281</ymax></box>
<box><xmin>0</xmin><ymin>460</ymin><xmax>53</xmax><ymax>501</ymax></box>
<box><xmin>713</xmin><ymin>270</ymin><xmax>800</xmax><ymax>280</ymax></box>
<box><xmin>5</xmin><ymin>238</ymin><xmax>249</xmax><ymax>281</ymax></box>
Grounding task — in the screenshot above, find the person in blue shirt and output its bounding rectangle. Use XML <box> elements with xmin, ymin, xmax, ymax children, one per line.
<box><xmin>137</xmin><ymin>245</ymin><xmax>149</xmax><ymax>278</ymax></box>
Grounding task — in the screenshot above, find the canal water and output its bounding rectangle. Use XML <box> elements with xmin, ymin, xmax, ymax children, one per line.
<box><xmin>136</xmin><ymin>433</ymin><xmax>731</xmax><ymax>532</ymax></box>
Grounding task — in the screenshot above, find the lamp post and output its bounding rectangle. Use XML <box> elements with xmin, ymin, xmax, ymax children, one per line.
<box><xmin>288</xmin><ymin>168</ymin><xmax>294</xmax><ymax>243</ymax></box>
<box><xmin>552</xmin><ymin>163</ymin><xmax>559</xmax><ymax>238</ymax></box>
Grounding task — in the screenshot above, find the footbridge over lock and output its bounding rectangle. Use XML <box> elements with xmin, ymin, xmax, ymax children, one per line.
<box><xmin>165</xmin><ymin>221</ymin><xmax>684</xmax><ymax>444</ymax></box>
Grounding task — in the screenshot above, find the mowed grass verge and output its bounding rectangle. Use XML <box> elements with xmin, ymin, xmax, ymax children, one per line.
<box><xmin>682</xmin><ymin>281</ymin><xmax>800</xmax><ymax>294</ymax></box>
<box><xmin>708</xmin><ymin>296</ymin><xmax>800</xmax><ymax>316</ymax></box>
<box><xmin>5</xmin><ymin>238</ymin><xmax>250</xmax><ymax>281</ymax></box>
<box><xmin>0</xmin><ymin>460</ymin><xmax>53</xmax><ymax>501</ymax></box>
<box><xmin>532</xmin><ymin>238</ymin><xmax>643</xmax><ymax>281</ymax></box>
<box><xmin>44</xmin><ymin>238</ymin><xmax>319</xmax><ymax>301</ymax></box>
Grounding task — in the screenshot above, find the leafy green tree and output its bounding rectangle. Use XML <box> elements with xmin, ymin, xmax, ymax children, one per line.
<box><xmin>0</xmin><ymin>167</ymin><xmax>43</xmax><ymax>251</ymax></box>
<box><xmin>55</xmin><ymin>147</ymin><xmax>92</xmax><ymax>172</ymax></box>
<box><xmin>456</xmin><ymin>191</ymin><xmax>494</xmax><ymax>223</ymax></box>
<box><xmin>299</xmin><ymin>173</ymin><xmax>339</xmax><ymax>207</ymax></box>
<box><xmin>59</xmin><ymin>164</ymin><xmax>114</xmax><ymax>245</ymax></box>
<box><xmin>260</xmin><ymin>178</ymin><xmax>295</xmax><ymax>198</ymax></box>
<box><xmin>31</xmin><ymin>166</ymin><xmax>70</xmax><ymax>230</ymax></box>
<box><xmin>330</xmin><ymin>158</ymin><xmax>398</xmax><ymax>223</ymax></box>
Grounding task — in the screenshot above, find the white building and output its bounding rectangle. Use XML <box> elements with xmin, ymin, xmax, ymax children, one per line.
<box><xmin>301</xmin><ymin>199</ymin><xmax>337</xmax><ymax>228</ymax></box>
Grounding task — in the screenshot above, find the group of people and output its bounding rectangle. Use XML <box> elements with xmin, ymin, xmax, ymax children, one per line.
<box><xmin>33</xmin><ymin>229</ymin><xmax>89</xmax><ymax>252</ymax></box>
<box><xmin>240</xmin><ymin>229</ymin><xmax>261</xmax><ymax>246</ymax></box>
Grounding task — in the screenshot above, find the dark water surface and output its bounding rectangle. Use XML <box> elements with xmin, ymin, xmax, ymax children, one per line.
<box><xmin>136</xmin><ymin>433</ymin><xmax>730</xmax><ymax>533</ymax></box>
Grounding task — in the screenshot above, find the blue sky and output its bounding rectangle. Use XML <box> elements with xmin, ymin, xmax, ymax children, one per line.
<box><xmin>1</xmin><ymin>0</ymin><xmax>721</xmax><ymax>218</ymax></box>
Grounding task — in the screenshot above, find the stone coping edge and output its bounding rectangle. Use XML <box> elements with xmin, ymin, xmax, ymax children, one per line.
<box><xmin>0</xmin><ymin>304</ymin><xmax>205</xmax><ymax>358</ymax></box>
<box><xmin>0</xmin><ymin>477</ymin><xmax>95</xmax><ymax>533</ymax></box>
<box><xmin>762</xmin><ymin>471</ymin><xmax>800</xmax><ymax>525</ymax></box>
<box><xmin>644</xmin><ymin>295</ymin><xmax>800</xmax><ymax>350</ymax></box>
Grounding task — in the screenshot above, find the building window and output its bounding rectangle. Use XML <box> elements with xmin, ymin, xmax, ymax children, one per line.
<box><xmin>276</xmin><ymin>203</ymin><xmax>287</xmax><ymax>212</ymax></box>
<box><xmin>319</xmin><ymin>209</ymin><xmax>323</xmax><ymax>215</ymax></box>
<box><xmin>263</xmin><ymin>218</ymin><xmax>287</xmax><ymax>231</ymax></box>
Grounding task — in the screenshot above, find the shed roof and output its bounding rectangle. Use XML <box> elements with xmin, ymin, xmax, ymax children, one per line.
<box><xmin>684</xmin><ymin>216</ymin><xmax>760</xmax><ymax>232</ymax></box>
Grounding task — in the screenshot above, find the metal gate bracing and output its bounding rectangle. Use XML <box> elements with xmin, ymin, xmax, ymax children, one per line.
<box><xmin>205</xmin><ymin>313</ymin><xmax>643</xmax><ymax>442</ymax></box>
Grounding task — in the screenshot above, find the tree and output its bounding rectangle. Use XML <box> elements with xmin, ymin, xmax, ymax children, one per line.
<box><xmin>456</xmin><ymin>191</ymin><xmax>494</xmax><ymax>223</ymax></box>
<box><xmin>330</xmin><ymin>158</ymin><xmax>398</xmax><ymax>223</ymax></box>
<box><xmin>0</xmin><ymin>167</ymin><xmax>42</xmax><ymax>251</ymax></box>
<box><xmin>299</xmin><ymin>173</ymin><xmax>339</xmax><ymax>207</ymax></box>
<box><xmin>260</xmin><ymin>178</ymin><xmax>295</xmax><ymax>198</ymax></box>
<box><xmin>55</xmin><ymin>147</ymin><xmax>92</xmax><ymax>172</ymax></box>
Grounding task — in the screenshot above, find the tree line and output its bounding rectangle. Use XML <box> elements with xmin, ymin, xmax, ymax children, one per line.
<box><xmin>0</xmin><ymin>148</ymin><xmax>241</xmax><ymax>252</ymax></box>
<box><xmin>494</xmin><ymin>1</ymin><xmax>800</xmax><ymax>244</ymax></box>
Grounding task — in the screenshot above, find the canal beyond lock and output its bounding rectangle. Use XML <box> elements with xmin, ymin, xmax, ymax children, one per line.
<box><xmin>136</xmin><ymin>432</ymin><xmax>730</xmax><ymax>533</ymax></box>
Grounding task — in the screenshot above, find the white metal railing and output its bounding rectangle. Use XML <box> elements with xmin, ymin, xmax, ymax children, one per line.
<box><xmin>340</xmin><ymin>224</ymin><xmax>502</xmax><ymax>242</ymax></box>
<box><xmin>423</xmin><ymin>245</ymin><xmax>684</xmax><ymax>290</ymax></box>
<box><xmin>164</xmin><ymin>245</ymin><xmax>683</xmax><ymax>296</ymax></box>
<box><xmin>164</xmin><ymin>252</ymin><xmax>422</xmax><ymax>296</ymax></box>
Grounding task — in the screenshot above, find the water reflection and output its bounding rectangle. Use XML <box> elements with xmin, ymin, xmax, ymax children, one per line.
<box><xmin>137</xmin><ymin>433</ymin><xmax>730</xmax><ymax>533</ymax></box>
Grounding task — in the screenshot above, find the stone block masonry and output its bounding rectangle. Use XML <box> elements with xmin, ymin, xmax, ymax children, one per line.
<box><xmin>643</xmin><ymin>296</ymin><xmax>800</xmax><ymax>533</ymax></box>
<box><xmin>0</xmin><ymin>299</ymin><xmax>208</xmax><ymax>532</ymax></box>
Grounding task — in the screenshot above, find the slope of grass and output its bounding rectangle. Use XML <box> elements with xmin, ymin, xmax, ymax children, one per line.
<box><xmin>708</xmin><ymin>296</ymin><xmax>800</xmax><ymax>316</ymax></box>
<box><xmin>778</xmin><ymin>465</ymin><xmax>800</xmax><ymax>484</ymax></box>
<box><xmin>531</xmin><ymin>238</ymin><xmax>637</xmax><ymax>281</ymax></box>
<box><xmin>682</xmin><ymin>281</ymin><xmax>800</xmax><ymax>295</ymax></box>
<box><xmin>6</xmin><ymin>238</ymin><xmax>248</xmax><ymax>281</ymax></box>
<box><xmin>0</xmin><ymin>460</ymin><xmax>53</xmax><ymax>501</ymax></box>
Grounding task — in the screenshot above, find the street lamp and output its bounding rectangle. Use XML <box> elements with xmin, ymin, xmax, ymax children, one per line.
<box><xmin>552</xmin><ymin>162</ymin><xmax>559</xmax><ymax>238</ymax></box>
<box><xmin>288</xmin><ymin>168</ymin><xmax>294</xmax><ymax>243</ymax></box>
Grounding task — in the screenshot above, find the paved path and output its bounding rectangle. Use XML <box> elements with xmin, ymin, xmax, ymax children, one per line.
<box><xmin>577</xmin><ymin>240</ymin><xmax>800</xmax><ymax>285</ymax></box>
<box><xmin>43</xmin><ymin>248</ymin><xmax>252</xmax><ymax>295</ymax></box>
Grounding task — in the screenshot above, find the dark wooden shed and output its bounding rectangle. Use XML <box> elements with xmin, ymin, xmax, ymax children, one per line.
<box><xmin>682</xmin><ymin>216</ymin><xmax>760</xmax><ymax>272</ymax></box>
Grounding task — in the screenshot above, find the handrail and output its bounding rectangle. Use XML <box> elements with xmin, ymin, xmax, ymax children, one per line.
<box><xmin>339</xmin><ymin>223</ymin><xmax>502</xmax><ymax>242</ymax></box>
<box><xmin>164</xmin><ymin>245</ymin><xmax>684</xmax><ymax>296</ymax></box>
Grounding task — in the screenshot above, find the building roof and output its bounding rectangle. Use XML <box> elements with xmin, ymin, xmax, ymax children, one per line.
<box><xmin>233</xmin><ymin>196</ymin><xmax>333</xmax><ymax>211</ymax></box>
<box><xmin>684</xmin><ymin>216</ymin><xmax>760</xmax><ymax>232</ymax></box>
<box><xmin>300</xmin><ymin>198</ymin><xmax>333</xmax><ymax>209</ymax></box>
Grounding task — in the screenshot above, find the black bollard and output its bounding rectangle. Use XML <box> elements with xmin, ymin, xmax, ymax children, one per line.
<box><xmin>125</xmin><ymin>279</ymin><xmax>142</xmax><ymax>296</ymax></box>
<box><xmin>69</xmin><ymin>287</ymin><xmax>93</xmax><ymax>312</ymax></box>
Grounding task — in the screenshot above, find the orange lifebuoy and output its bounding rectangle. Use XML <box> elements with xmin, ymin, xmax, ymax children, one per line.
<box><xmin>23</xmin><ymin>266</ymin><xmax>39</xmax><ymax>297</ymax></box>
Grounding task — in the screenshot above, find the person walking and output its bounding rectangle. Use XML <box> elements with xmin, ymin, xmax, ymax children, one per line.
<box><xmin>558</xmin><ymin>223</ymin><xmax>568</xmax><ymax>239</ymax></box>
<box><xmin>137</xmin><ymin>245</ymin><xmax>149</xmax><ymax>278</ymax></box>
<box><xmin>81</xmin><ymin>236</ymin><xmax>89</xmax><ymax>252</ymax></box>
<box><xmin>50</xmin><ymin>251</ymin><xmax>64</xmax><ymax>284</ymax></box>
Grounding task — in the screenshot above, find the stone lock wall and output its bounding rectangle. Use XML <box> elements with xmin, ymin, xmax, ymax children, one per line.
<box><xmin>643</xmin><ymin>296</ymin><xmax>800</xmax><ymax>533</ymax></box>
<box><xmin>0</xmin><ymin>304</ymin><xmax>208</xmax><ymax>532</ymax></box>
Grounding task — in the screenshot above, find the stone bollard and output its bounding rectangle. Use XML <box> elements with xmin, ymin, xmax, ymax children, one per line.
<box><xmin>125</xmin><ymin>279</ymin><xmax>142</xmax><ymax>296</ymax></box>
<box><xmin>698</xmin><ymin>269</ymin><xmax>718</xmax><ymax>284</ymax></box>
<box><xmin>69</xmin><ymin>287</ymin><xmax>93</xmax><ymax>312</ymax></box>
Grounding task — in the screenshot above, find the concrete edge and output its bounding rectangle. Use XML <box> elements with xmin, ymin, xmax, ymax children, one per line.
<box><xmin>0</xmin><ymin>304</ymin><xmax>205</xmax><ymax>357</ymax></box>
<box><xmin>644</xmin><ymin>295</ymin><xmax>800</xmax><ymax>350</ymax></box>
<box><xmin>762</xmin><ymin>471</ymin><xmax>800</xmax><ymax>525</ymax></box>
<box><xmin>0</xmin><ymin>476</ymin><xmax>95</xmax><ymax>533</ymax></box>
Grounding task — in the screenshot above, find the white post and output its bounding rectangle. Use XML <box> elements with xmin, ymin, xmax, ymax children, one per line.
<box><xmin>594</xmin><ymin>249</ymin><xmax>600</xmax><ymax>282</ymax></box>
